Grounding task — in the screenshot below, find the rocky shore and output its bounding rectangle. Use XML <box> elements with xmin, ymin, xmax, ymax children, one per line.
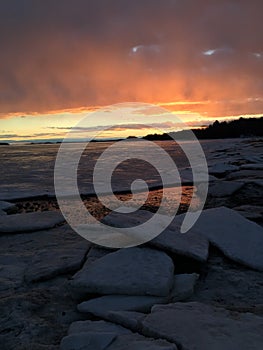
<box><xmin>0</xmin><ymin>138</ymin><xmax>263</xmax><ymax>349</ymax></box>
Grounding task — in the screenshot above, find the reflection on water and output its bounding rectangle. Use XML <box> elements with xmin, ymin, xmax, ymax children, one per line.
<box><xmin>0</xmin><ymin>141</ymin><xmax>190</xmax><ymax>195</ymax></box>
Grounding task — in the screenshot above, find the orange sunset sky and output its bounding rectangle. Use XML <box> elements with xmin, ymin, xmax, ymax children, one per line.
<box><xmin>0</xmin><ymin>0</ymin><xmax>263</xmax><ymax>141</ymax></box>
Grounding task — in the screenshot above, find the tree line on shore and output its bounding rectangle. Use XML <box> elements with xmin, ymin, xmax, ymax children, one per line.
<box><xmin>143</xmin><ymin>117</ymin><xmax>263</xmax><ymax>140</ymax></box>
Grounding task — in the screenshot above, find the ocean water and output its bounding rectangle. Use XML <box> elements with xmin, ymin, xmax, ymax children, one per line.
<box><xmin>0</xmin><ymin>139</ymin><xmax>213</xmax><ymax>199</ymax></box>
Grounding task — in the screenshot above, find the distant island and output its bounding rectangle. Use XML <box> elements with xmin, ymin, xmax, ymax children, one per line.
<box><xmin>143</xmin><ymin>117</ymin><xmax>263</xmax><ymax>140</ymax></box>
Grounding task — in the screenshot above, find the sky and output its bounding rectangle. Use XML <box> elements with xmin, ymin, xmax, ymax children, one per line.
<box><xmin>0</xmin><ymin>0</ymin><xmax>263</xmax><ymax>141</ymax></box>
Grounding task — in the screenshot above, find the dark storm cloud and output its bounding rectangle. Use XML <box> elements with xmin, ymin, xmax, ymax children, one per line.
<box><xmin>0</xmin><ymin>0</ymin><xmax>263</xmax><ymax>117</ymax></box>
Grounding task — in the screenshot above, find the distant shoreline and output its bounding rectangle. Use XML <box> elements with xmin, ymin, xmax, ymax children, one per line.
<box><xmin>1</xmin><ymin>116</ymin><xmax>262</xmax><ymax>145</ymax></box>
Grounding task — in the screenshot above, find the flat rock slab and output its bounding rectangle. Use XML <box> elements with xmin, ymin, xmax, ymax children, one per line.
<box><xmin>107</xmin><ymin>334</ymin><xmax>178</xmax><ymax>350</ymax></box>
<box><xmin>226</xmin><ymin>169</ymin><xmax>263</xmax><ymax>180</ymax></box>
<box><xmin>0</xmin><ymin>190</ymin><xmax>54</xmax><ymax>202</ymax></box>
<box><xmin>240</xmin><ymin>163</ymin><xmax>263</xmax><ymax>170</ymax></box>
<box><xmin>190</xmin><ymin>207</ymin><xmax>263</xmax><ymax>271</ymax></box>
<box><xmin>104</xmin><ymin>211</ymin><xmax>209</xmax><ymax>263</ymax></box>
<box><xmin>68</xmin><ymin>320</ymin><xmax>131</xmax><ymax>336</ymax></box>
<box><xmin>71</xmin><ymin>247</ymin><xmax>174</xmax><ymax>297</ymax></box>
<box><xmin>77</xmin><ymin>295</ymin><xmax>168</xmax><ymax>316</ymax></box>
<box><xmin>0</xmin><ymin>211</ymin><xmax>65</xmax><ymax>233</ymax></box>
<box><xmin>24</xmin><ymin>244</ymin><xmax>89</xmax><ymax>282</ymax></box>
<box><xmin>142</xmin><ymin>302</ymin><xmax>263</xmax><ymax>350</ymax></box>
<box><xmin>208</xmin><ymin>181</ymin><xmax>244</xmax><ymax>197</ymax></box>
<box><xmin>60</xmin><ymin>332</ymin><xmax>116</xmax><ymax>350</ymax></box>
<box><xmin>209</xmin><ymin>163</ymin><xmax>239</xmax><ymax>177</ymax></box>
<box><xmin>107</xmin><ymin>311</ymin><xmax>146</xmax><ymax>332</ymax></box>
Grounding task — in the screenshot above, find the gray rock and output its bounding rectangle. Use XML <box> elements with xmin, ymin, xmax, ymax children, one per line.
<box><xmin>191</xmin><ymin>207</ymin><xmax>263</xmax><ymax>271</ymax></box>
<box><xmin>68</xmin><ymin>320</ymin><xmax>131</xmax><ymax>335</ymax></box>
<box><xmin>142</xmin><ymin>302</ymin><xmax>263</xmax><ymax>350</ymax></box>
<box><xmin>208</xmin><ymin>181</ymin><xmax>244</xmax><ymax>197</ymax></box>
<box><xmin>240</xmin><ymin>164</ymin><xmax>263</xmax><ymax>170</ymax></box>
<box><xmin>150</xmin><ymin>227</ymin><xmax>209</xmax><ymax>263</ymax></box>
<box><xmin>71</xmin><ymin>247</ymin><xmax>174</xmax><ymax>297</ymax></box>
<box><xmin>60</xmin><ymin>333</ymin><xmax>116</xmax><ymax>350</ymax></box>
<box><xmin>107</xmin><ymin>334</ymin><xmax>178</xmax><ymax>350</ymax></box>
<box><xmin>104</xmin><ymin>210</ymin><xmax>209</xmax><ymax>263</ymax></box>
<box><xmin>0</xmin><ymin>210</ymin><xmax>7</xmax><ymax>216</ymax></box>
<box><xmin>0</xmin><ymin>190</ymin><xmax>54</xmax><ymax>202</ymax></box>
<box><xmin>77</xmin><ymin>295</ymin><xmax>168</xmax><ymax>316</ymax></box>
<box><xmin>107</xmin><ymin>311</ymin><xmax>146</xmax><ymax>332</ymax></box>
<box><xmin>209</xmin><ymin>163</ymin><xmax>239</xmax><ymax>177</ymax></box>
<box><xmin>226</xmin><ymin>169</ymin><xmax>263</xmax><ymax>180</ymax></box>
<box><xmin>0</xmin><ymin>201</ymin><xmax>17</xmax><ymax>212</ymax></box>
<box><xmin>170</xmin><ymin>273</ymin><xmax>199</xmax><ymax>302</ymax></box>
<box><xmin>0</xmin><ymin>211</ymin><xmax>65</xmax><ymax>233</ymax></box>
<box><xmin>24</xmin><ymin>244</ymin><xmax>89</xmax><ymax>282</ymax></box>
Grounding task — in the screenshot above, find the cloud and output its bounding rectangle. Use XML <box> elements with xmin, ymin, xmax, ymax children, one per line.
<box><xmin>0</xmin><ymin>0</ymin><xmax>262</xmax><ymax>118</ymax></box>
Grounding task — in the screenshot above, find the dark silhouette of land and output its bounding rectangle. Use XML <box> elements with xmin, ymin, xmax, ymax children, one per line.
<box><xmin>143</xmin><ymin>117</ymin><xmax>263</xmax><ymax>141</ymax></box>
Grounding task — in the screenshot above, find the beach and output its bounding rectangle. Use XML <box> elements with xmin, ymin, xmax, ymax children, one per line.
<box><xmin>0</xmin><ymin>138</ymin><xmax>263</xmax><ymax>349</ymax></box>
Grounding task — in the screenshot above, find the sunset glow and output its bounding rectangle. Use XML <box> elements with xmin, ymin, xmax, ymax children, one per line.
<box><xmin>0</xmin><ymin>1</ymin><xmax>262</xmax><ymax>141</ymax></box>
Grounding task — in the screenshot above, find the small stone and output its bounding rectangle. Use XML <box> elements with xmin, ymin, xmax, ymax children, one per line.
<box><xmin>170</xmin><ymin>273</ymin><xmax>199</xmax><ymax>302</ymax></box>
<box><xmin>107</xmin><ymin>311</ymin><xmax>146</xmax><ymax>332</ymax></box>
<box><xmin>0</xmin><ymin>201</ymin><xmax>17</xmax><ymax>212</ymax></box>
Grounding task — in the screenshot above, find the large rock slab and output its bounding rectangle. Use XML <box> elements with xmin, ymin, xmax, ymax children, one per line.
<box><xmin>191</xmin><ymin>207</ymin><xmax>263</xmax><ymax>271</ymax></box>
<box><xmin>77</xmin><ymin>295</ymin><xmax>168</xmax><ymax>316</ymax></box>
<box><xmin>62</xmin><ymin>321</ymin><xmax>177</xmax><ymax>350</ymax></box>
<box><xmin>0</xmin><ymin>211</ymin><xmax>64</xmax><ymax>233</ymax></box>
<box><xmin>104</xmin><ymin>211</ymin><xmax>209</xmax><ymax>263</ymax></box>
<box><xmin>142</xmin><ymin>302</ymin><xmax>263</xmax><ymax>350</ymax></box>
<box><xmin>60</xmin><ymin>333</ymin><xmax>116</xmax><ymax>350</ymax></box>
<box><xmin>24</xmin><ymin>244</ymin><xmax>89</xmax><ymax>282</ymax></box>
<box><xmin>71</xmin><ymin>247</ymin><xmax>174</xmax><ymax>297</ymax></box>
<box><xmin>107</xmin><ymin>334</ymin><xmax>178</xmax><ymax>350</ymax></box>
